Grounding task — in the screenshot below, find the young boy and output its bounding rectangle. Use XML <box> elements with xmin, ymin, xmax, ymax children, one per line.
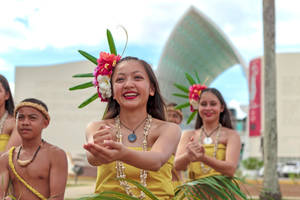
<box><xmin>166</xmin><ymin>103</ymin><xmax>183</xmax><ymax>125</ymax></box>
<box><xmin>0</xmin><ymin>98</ymin><xmax>68</xmax><ymax>200</ymax></box>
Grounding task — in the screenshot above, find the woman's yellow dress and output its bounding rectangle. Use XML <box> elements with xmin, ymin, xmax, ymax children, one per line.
<box><xmin>188</xmin><ymin>144</ymin><xmax>226</xmax><ymax>179</ymax></box>
<box><xmin>95</xmin><ymin>147</ymin><xmax>174</xmax><ymax>199</ymax></box>
<box><xmin>0</xmin><ymin>133</ymin><xmax>10</xmax><ymax>152</ymax></box>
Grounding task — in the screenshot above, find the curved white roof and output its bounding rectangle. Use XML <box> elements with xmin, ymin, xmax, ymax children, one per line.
<box><xmin>156</xmin><ymin>6</ymin><xmax>247</xmax><ymax>110</ymax></box>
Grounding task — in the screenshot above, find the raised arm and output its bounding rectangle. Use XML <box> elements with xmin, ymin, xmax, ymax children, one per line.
<box><xmin>85</xmin><ymin>122</ymin><xmax>181</xmax><ymax>171</ymax></box>
<box><xmin>84</xmin><ymin>121</ymin><xmax>115</xmax><ymax>166</ymax></box>
<box><xmin>49</xmin><ymin>148</ymin><xmax>68</xmax><ymax>200</ymax></box>
<box><xmin>120</xmin><ymin>122</ymin><xmax>181</xmax><ymax>171</ymax></box>
<box><xmin>174</xmin><ymin>130</ymin><xmax>195</xmax><ymax>171</ymax></box>
<box><xmin>0</xmin><ymin>153</ymin><xmax>9</xmax><ymax>198</ymax></box>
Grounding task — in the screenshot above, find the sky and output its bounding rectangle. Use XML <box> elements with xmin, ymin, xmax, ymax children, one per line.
<box><xmin>0</xmin><ymin>0</ymin><xmax>300</xmax><ymax>108</ymax></box>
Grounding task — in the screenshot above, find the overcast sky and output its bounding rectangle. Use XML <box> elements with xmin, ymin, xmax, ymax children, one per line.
<box><xmin>0</xmin><ymin>0</ymin><xmax>299</xmax><ymax>106</ymax></box>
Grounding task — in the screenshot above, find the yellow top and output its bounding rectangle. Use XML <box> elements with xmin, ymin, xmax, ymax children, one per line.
<box><xmin>188</xmin><ymin>144</ymin><xmax>226</xmax><ymax>180</ymax></box>
<box><xmin>0</xmin><ymin>133</ymin><xmax>10</xmax><ymax>152</ymax></box>
<box><xmin>95</xmin><ymin>147</ymin><xmax>174</xmax><ymax>199</ymax></box>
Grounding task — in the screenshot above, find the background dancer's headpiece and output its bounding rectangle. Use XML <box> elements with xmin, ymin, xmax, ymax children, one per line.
<box><xmin>173</xmin><ymin>72</ymin><xmax>207</xmax><ymax>124</ymax></box>
<box><xmin>69</xmin><ymin>27</ymin><xmax>128</xmax><ymax>108</ymax></box>
<box><xmin>14</xmin><ymin>100</ymin><xmax>50</xmax><ymax>122</ymax></box>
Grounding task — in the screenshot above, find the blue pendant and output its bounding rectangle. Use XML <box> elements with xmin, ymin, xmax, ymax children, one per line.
<box><xmin>128</xmin><ymin>133</ymin><xmax>137</xmax><ymax>142</ymax></box>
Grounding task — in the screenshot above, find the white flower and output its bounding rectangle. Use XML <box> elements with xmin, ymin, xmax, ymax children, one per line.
<box><xmin>189</xmin><ymin>99</ymin><xmax>199</xmax><ymax>110</ymax></box>
<box><xmin>97</xmin><ymin>75</ymin><xmax>112</xmax><ymax>99</ymax></box>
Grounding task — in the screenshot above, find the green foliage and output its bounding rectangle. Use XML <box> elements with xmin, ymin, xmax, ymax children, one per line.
<box><xmin>242</xmin><ymin>157</ymin><xmax>263</xmax><ymax>170</ymax></box>
<box><xmin>175</xmin><ymin>176</ymin><xmax>248</xmax><ymax>200</ymax></box>
<box><xmin>78</xmin><ymin>50</ymin><xmax>98</xmax><ymax>65</ymax></box>
<box><xmin>72</xmin><ymin>73</ymin><xmax>94</xmax><ymax>78</ymax></box>
<box><xmin>75</xmin><ymin>177</ymin><xmax>248</xmax><ymax>200</ymax></box>
<box><xmin>106</xmin><ymin>29</ymin><xmax>117</xmax><ymax>56</ymax></box>
<box><xmin>69</xmin><ymin>29</ymin><xmax>118</xmax><ymax>108</ymax></box>
<box><xmin>69</xmin><ymin>81</ymin><xmax>94</xmax><ymax>91</ymax></box>
<box><xmin>172</xmin><ymin>71</ymin><xmax>204</xmax><ymax>124</ymax></box>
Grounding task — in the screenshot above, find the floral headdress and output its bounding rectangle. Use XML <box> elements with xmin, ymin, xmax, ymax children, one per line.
<box><xmin>173</xmin><ymin>72</ymin><xmax>207</xmax><ymax>124</ymax></box>
<box><xmin>69</xmin><ymin>29</ymin><xmax>127</xmax><ymax>108</ymax></box>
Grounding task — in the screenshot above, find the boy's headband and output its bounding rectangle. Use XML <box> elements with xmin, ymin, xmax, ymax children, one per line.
<box><xmin>14</xmin><ymin>102</ymin><xmax>50</xmax><ymax>121</ymax></box>
<box><xmin>167</xmin><ymin>106</ymin><xmax>183</xmax><ymax>121</ymax></box>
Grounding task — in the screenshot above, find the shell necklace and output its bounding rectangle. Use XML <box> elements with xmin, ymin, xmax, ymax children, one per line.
<box><xmin>0</xmin><ymin>111</ymin><xmax>8</xmax><ymax>133</ymax></box>
<box><xmin>199</xmin><ymin>124</ymin><xmax>221</xmax><ymax>174</ymax></box>
<box><xmin>115</xmin><ymin>114</ymin><xmax>152</xmax><ymax>199</ymax></box>
<box><xmin>17</xmin><ymin>140</ymin><xmax>44</xmax><ymax>167</ymax></box>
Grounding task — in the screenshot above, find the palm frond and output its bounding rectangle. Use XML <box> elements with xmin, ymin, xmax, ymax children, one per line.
<box><xmin>72</xmin><ymin>73</ymin><xmax>94</xmax><ymax>78</ymax></box>
<box><xmin>78</xmin><ymin>50</ymin><xmax>98</xmax><ymax>65</ymax></box>
<box><xmin>175</xmin><ymin>176</ymin><xmax>248</xmax><ymax>200</ymax></box>
<box><xmin>107</xmin><ymin>29</ymin><xmax>117</xmax><ymax>55</ymax></box>
<box><xmin>172</xmin><ymin>93</ymin><xmax>189</xmax><ymax>99</ymax></box>
<box><xmin>185</xmin><ymin>73</ymin><xmax>196</xmax><ymax>85</ymax></box>
<box><xmin>186</xmin><ymin>111</ymin><xmax>197</xmax><ymax>124</ymax></box>
<box><xmin>173</xmin><ymin>83</ymin><xmax>189</xmax><ymax>94</ymax></box>
<box><xmin>175</xmin><ymin>102</ymin><xmax>190</xmax><ymax>110</ymax></box>
<box><xmin>194</xmin><ymin>70</ymin><xmax>201</xmax><ymax>83</ymax></box>
<box><xmin>100</xmin><ymin>191</ymin><xmax>140</xmax><ymax>200</ymax></box>
<box><xmin>122</xmin><ymin>178</ymin><xmax>159</xmax><ymax>200</ymax></box>
<box><xmin>69</xmin><ymin>81</ymin><xmax>94</xmax><ymax>90</ymax></box>
<box><xmin>78</xmin><ymin>93</ymin><xmax>98</xmax><ymax>108</ymax></box>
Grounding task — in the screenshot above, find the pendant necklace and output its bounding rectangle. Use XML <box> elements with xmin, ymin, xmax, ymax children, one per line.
<box><xmin>199</xmin><ymin>124</ymin><xmax>221</xmax><ymax>174</ymax></box>
<box><xmin>17</xmin><ymin>139</ymin><xmax>44</xmax><ymax>167</ymax></box>
<box><xmin>120</xmin><ymin>116</ymin><xmax>148</xmax><ymax>143</ymax></box>
<box><xmin>202</xmin><ymin>124</ymin><xmax>221</xmax><ymax>145</ymax></box>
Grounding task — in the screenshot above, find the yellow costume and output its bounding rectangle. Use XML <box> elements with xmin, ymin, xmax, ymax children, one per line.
<box><xmin>171</xmin><ymin>158</ymin><xmax>182</xmax><ymax>189</ymax></box>
<box><xmin>188</xmin><ymin>144</ymin><xmax>226</xmax><ymax>180</ymax></box>
<box><xmin>95</xmin><ymin>147</ymin><xmax>174</xmax><ymax>200</ymax></box>
<box><xmin>0</xmin><ymin>133</ymin><xmax>10</xmax><ymax>152</ymax></box>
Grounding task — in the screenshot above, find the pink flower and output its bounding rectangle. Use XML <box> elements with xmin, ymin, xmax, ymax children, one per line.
<box><xmin>93</xmin><ymin>52</ymin><xmax>121</xmax><ymax>102</ymax></box>
<box><xmin>188</xmin><ymin>84</ymin><xmax>207</xmax><ymax>112</ymax></box>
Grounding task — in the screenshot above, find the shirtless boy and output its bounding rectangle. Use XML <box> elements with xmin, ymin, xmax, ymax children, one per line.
<box><xmin>0</xmin><ymin>98</ymin><xmax>67</xmax><ymax>200</ymax></box>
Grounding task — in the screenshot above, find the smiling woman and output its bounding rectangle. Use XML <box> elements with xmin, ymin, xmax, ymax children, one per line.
<box><xmin>83</xmin><ymin>56</ymin><xmax>181</xmax><ymax>199</ymax></box>
<box><xmin>174</xmin><ymin>88</ymin><xmax>246</xmax><ymax>199</ymax></box>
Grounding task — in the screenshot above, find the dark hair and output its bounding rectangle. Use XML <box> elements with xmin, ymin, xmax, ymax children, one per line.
<box><xmin>0</xmin><ymin>74</ymin><xmax>14</xmax><ymax>115</ymax></box>
<box><xmin>167</xmin><ymin>102</ymin><xmax>182</xmax><ymax>111</ymax></box>
<box><xmin>21</xmin><ymin>98</ymin><xmax>48</xmax><ymax>112</ymax></box>
<box><xmin>195</xmin><ymin>88</ymin><xmax>233</xmax><ymax>129</ymax></box>
<box><xmin>103</xmin><ymin>56</ymin><xmax>166</xmax><ymax>121</ymax></box>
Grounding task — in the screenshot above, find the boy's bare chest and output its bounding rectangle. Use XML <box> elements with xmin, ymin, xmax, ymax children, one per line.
<box><xmin>9</xmin><ymin>153</ymin><xmax>50</xmax><ymax>181</ymax></box>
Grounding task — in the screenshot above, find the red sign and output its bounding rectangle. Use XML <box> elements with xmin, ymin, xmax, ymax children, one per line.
<box><xmin>249</xmin><ymin>58</ymin><xmax>261</xmax><ymax>137</ymax></box>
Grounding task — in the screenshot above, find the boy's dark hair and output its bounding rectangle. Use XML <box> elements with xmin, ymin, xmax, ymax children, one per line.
<box><xmin>21</xmin><ymin>98</ymin><xmax>48</xmax><ymax>112</ymax></box>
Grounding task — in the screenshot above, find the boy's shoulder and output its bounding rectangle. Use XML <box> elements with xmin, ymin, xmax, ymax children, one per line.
<box><xmin>43</xmin><ymin>142</ymin><xmax>66</xmax><ymax>157</ymax></box>
<box><xmin>0</xmin><ymin>150</ymin><xmax>9</xmax><ymax>162</ymax></box>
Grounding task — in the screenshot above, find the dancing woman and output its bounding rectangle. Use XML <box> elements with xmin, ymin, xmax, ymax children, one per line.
<box><xmin>0</xmin><ymin>74</ymin><xmax>20</xmax><ymax>155</ymax></box>
<box><xmin>83</xmin><ymin>56</ymin><xmax>181</xmax><ymax>199</ymax></box>
<box><xmin>174</xmin><ymin>88</ymin><xmax>246</xmax><ymax>199</ymax></box>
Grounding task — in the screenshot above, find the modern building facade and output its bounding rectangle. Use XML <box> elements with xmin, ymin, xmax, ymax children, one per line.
<box><xmin>156</xmin><ymin>6</ymin><xmax>247</xmax><ymax>128</ymax></box>
<box><xmin>15</xmin><ymin>60</ymin><xmax>107</xmax><ymax>157</ymax></box>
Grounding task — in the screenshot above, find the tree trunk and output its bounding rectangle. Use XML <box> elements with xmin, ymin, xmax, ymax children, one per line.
<box><xmin>259</xmin><ymin>0</ymin><xmax>282</xmax><ymax>199</ymax></box>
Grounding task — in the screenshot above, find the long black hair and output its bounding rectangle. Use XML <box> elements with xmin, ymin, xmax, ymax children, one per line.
<box><xmin>0</xmin><ymin>74</ymin><xmax>14</xmax><ymax>115</ymax></box>
<box><xmin>103</xmin><ymin>56</ymin><xmax>166</xmax><ymax>121</ymax></box>
<box><xmin>195</xmin><ymin>88</ymin><xmax>233</xmax><ymax>129</ymax></box>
